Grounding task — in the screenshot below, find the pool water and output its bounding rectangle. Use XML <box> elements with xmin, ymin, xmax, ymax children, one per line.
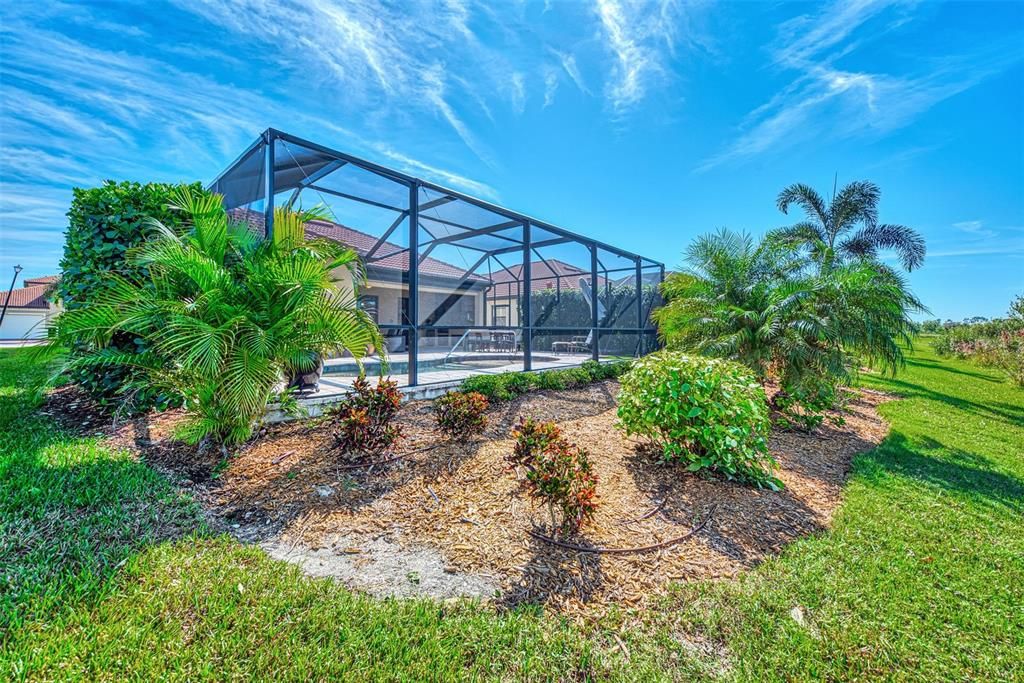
<box><xmin>322</xmin><ymin>353</ymin><xmax>558</xmax><ymax>377</ymax></box>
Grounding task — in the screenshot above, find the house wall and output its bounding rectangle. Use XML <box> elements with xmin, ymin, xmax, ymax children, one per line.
<box><xmin>0</xmin><ymin>307</ymin><xmax>60</xmax><ymax>340</ymax></box>
<box><xmin>330</xmin><ymin>264</ymin><xmax>486</xmax><ymax>344</ymax></box>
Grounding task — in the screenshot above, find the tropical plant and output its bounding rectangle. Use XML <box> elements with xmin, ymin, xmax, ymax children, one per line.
<box><xmin>654</xmin><ymin>229</ymin><xmax>924</xmax><ymax>425</ymax></box>
<box><xmin>616</xmin><ymin>351</ymin><xmax>780</xmax><ymax>488</ymax></box>
<box><xmin>654</xmin><ymin>230</ymin><xmax>819</xmax><ymax>380</ymax></box>
<box><xmin>332</xmin><ymin>376</ymin><xmax>403</xmax><ymax>457</ymax></box>
<box><xmin>771</xmin><ymin>180</ymin><xmax>925</xmax><ymax>271</ymax></box>
<box><xmin>509</xmin><ymin>418</ymin><xmax>598</xmax><ymax>534</ymax></box>
<box><xmin>434</xmin><ymin>390</ymin><xmax>488</xmax><ymax>439</ymax></box>
<box><xmin>47</xmin><ymin>187</ymin><xmax>381</xmax><ymax>446</ymax></box>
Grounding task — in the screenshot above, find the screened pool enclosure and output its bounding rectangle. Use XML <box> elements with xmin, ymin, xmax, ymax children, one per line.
<box><xmin>210</xmin><ymin>129</ymin><xmax>664</xmax><ymax>389</ymax></box>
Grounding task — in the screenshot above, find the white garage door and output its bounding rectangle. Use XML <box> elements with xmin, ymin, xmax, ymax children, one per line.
<box><xmin>0</xmin><ymin>310</ymin><xmax>48</xmax><ymax>340</ymax></box>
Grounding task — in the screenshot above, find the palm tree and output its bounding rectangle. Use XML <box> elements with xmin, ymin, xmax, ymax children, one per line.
<box><xmin>48</xmin><ymin>187</ymin><xmax>381</xmax><ymax>446</ymax></box>
<box><xmin>771</xmin><ymin>180</ymin><xmax>926</xmax><ymax>271</ymax></box>
<box><xmin>655</xmin><ymin>229</ymin><xmax>925</xmax><ymax>387</ymax></box>
<box><xmin>655</xmin><ymin>229</ymin><xmax>841</xmax><ymax>380</ymax></box>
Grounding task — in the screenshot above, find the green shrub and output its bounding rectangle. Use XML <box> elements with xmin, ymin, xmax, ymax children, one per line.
<box><xmin>508</xmin><ymin>418</ymin><xmax>598</xmax><ymax>534</ymax></box>
<box><xmin>332</xmin><ymin>377</ymin><xmax>403</xmax><ymax>457</ymax></box>
<box><xmin>616</xmin><ymin>351</ymin><xmax>780</xmax><ymax>488</ymax></box>
<box><xmin>434</xmin><ymin>391</ymin><xmax>488</xmax><ymax>439</ymax></box>
<box><xmin>57</xmin><ymin>180</ymin><xmax>202</xmax><ymax>411</ymax></box>
<box><xmin>461</xmin><ymin>373</ymin><xmax>525</xmax><ymax>401</ymax></box>
<box><xmin>772</xmin><ymin>377</ymin><xmax>846</xmax><ymax>432</ymax></box>
<box><xmin>460</xmin><ymin>361</ymin><xmax>633</xmax><ymax>402</ymax></box>
<box><xmin>534</xmin><ymin>371</ymin><xmax>567</xmax><ymax>391</ymax></box>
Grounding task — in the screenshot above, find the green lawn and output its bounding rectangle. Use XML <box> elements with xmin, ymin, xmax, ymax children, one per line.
<box><xmin>2</xmin><ymin>344</ymin><xmax>1022</xmax><ymax>681</ymax></box>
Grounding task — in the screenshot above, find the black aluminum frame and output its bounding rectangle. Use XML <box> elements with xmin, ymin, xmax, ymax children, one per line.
<box><xmin>209</xmin><ymin>128</ymin><xmax>664</xmax><ymax>386</ymax></box>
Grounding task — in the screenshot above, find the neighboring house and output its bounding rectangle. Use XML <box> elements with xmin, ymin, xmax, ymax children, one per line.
<box><xmin>487</xmin><ymin>259</ymin><xmax>604</xmax><ymax>327</ymax></box>
<box><xmin>0</xmin><ymin>275</ymin><xmax>61</xmax><ymax>341</ymax></box>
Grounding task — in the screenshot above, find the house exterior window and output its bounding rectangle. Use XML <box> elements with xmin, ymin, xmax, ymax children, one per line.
<box><xmin>358</xmin><ymin>295</ymin><xmax>379</xmax><ymax>323</ymax></box>
<box><xmin>493</xmin><ymin>304</ymin><xmax>510</xmax><ymax>327</ymax></box>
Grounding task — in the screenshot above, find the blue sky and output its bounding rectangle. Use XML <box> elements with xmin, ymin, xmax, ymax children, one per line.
<box><xmin>1</xmin><ymin>0</ymin><xmax>1022</xmax><ymax>320</ymax></box>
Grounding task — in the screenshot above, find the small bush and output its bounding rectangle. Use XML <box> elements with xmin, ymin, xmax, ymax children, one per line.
<box><xmin>581</xmin><ymin>359</ymin><xmax>631</xmax><ymax>381</ymax></box>
<box><xmin>773</xmin><ymin>377</ymin><xmax>846</xmax><ymax>432</ymax></box>
<box><xmin>616</xmin><ymin>351</ymin><xmax>780</xmax><ymax>488</ymax></box>
<box><xmin>509</xmin><ymin>418</ymin><xmax>597</xmax><ymax>534</ymax></box>
<box><xmin>535</xmin><ymin>370</ymin><xmax>567</xmax><ymax>391</ymax></box>
<box><xmin>461</xmin><ymin>373</ymin><xmax>529</xmax><ymax>402</ymax></box>
<box><xmin>332</xmin><ymin>377</ymin><xmax>403</xmax><ymax>457</ymax></box>
<box><xmin>460</xmin><ymin>360</ymin><xmax>633</xmax><ymax>402</ymax></box>
<box><xmin>434</xmin><ymin>391</ymin><xmax>489</xmax><ymax>439</ymax></box>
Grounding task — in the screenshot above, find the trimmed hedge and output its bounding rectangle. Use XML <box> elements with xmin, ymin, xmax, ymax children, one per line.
<box><xmin>58</xmin><ymin>180</ymin><xmax>201</xmax><ymax>409</ymax></box>
<box><xmin>460</xmin><ymin>359</ymin><xmax>630</xmax><ymax>402</ymax></box>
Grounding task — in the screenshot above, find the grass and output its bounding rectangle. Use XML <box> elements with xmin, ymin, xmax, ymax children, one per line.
<box><xmin>2</xmin><ymin>344</ymin><xmax>1022</xmax><ymax>680</ymax></box>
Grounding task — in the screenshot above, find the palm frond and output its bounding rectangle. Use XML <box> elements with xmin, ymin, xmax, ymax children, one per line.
<box><xmin>776</xmin><ymin>183</ymin><xmax>829</xmax><ymax>227</ymax></box>
<box><xmin>841</xmin><ymin>223</ymin><xmax>926</xmax><ymax>271</ymax></box>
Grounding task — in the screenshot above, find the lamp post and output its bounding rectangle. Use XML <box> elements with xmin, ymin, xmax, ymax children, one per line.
<box><xmin>0</xmin><ymin>264</ymin><xmax>23</xmax><ymax>331</ymax></box>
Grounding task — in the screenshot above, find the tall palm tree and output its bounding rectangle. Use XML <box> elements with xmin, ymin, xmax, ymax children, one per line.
<box><xmin>47</xmin><ymin>187</ymin><xmax>382</xmax><ymax>446</ymax></box>
<box><xmin>655</xmin><ymin>229</ymin><xmax>926</xmax><ymax>386</ymax></box>
<box><xmin>771</xmin><ymin>180</ymin><xmax>926</xmax><ymax>271</ymax></box>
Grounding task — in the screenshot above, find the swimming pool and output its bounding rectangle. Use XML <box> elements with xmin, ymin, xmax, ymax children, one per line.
<box><xmin>323</xmin><ymin>353</ymin><xmax>562</xmax><ymax>377</ymax></box>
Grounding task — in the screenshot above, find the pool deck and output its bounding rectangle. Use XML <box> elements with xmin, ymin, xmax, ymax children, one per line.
<box><xmin>267</xmin><ymin>351</ymin><xmax>598</xmax><ymax>422</ymax></box>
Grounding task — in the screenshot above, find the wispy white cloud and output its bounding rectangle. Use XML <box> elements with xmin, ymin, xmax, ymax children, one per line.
<box><xmin>697</xmin><ymin>0</ymin><xmax>1021</xmax><ymax>171</ymax></box>
<box><xmin>543</xmin><ymin>67</ymin><xmax>559</xmax><ymax>108</ymax></box>
<box><xmin>0</xmin><ymin>10</ymin><xmax>510</xmax><ymax>257</ymax></box>
<box><xmin>953</xmin><ymin>220</ymin><xmax>997</xmax><ymax>239</ymax></box>
<box><xmin>511</xmin><ymin>72</ymin><xmax>527</xmax><ymax>114</ymax></box>
<box><xmin>554</xmin><ymin>50</ymin><xmax>591</xmax><ymax>95</ymax></box>
<box><xmin>594</xmin><ymin>0</ymin><xmax>713</xmax><ymax>114</ymax></box>
<box><xmin>372</xmin><ymin>146</ymin><xmax>499</xmax><ymax>201</ymax></box>
<box><xmin>169</xmin><ymin>0</ymin><xmax>525</xmax><ymax>166</ymax></box>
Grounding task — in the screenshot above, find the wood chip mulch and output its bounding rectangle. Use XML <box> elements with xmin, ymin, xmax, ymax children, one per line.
<box><xmin>43</xmin><ymin>380</ymin><xmax>890</xmax><ymax>613</ymax></box>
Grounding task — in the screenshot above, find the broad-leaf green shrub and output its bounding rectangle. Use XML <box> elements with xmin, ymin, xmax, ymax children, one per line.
<box><xmin>616</xmin><ymin>351</ymin><xmax>780</xmax><ymax>488</ymax></box>
<box><xmin>57</xmin><ymin>180</ymin><xmax>202</xmax><ymax>410</ymax></box>
<box><xmin>460</xmin><ymin>360</ymin><xmax>632</xmax><ymax>402</ymax></box>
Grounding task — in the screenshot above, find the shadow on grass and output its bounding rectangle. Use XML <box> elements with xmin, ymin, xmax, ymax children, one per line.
<box><xmin>879</xmin><ymin>377</ymin><xmax>1024</xmax><ymax>426</ymax></box>
<box><xmin>905</xmin><ymin>357</ymin><xmax>1005</xmax><ymax>384</ymax></box>
<box><xmin>860</xmin><ymin>431</ymin><xmax>1024</xmax><ymax>514</ymax></box>
<box><xmin>0</xmin><ymin>395</ymin><xmax>204</xmax><ymax>632</ymax></box>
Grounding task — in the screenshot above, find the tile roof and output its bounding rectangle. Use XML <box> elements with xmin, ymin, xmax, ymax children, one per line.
<box><xmin>23</xmin><ymin>275</ymin><xmax>59</xmax><ymax>287</ymax></box>
<box><xmin>0</xmin><ymin>284</ymin><xmax>52</xmax><ymax>309</ymax></box>
<box><xmin>231</xmin><ymin>210</ymin><xmax>482</xmax><ymax>282</ymax></box>
<box><xmin>489</xmin><ymin>259</ymin><xmax>605</xmax><ymax>298</ymax></box>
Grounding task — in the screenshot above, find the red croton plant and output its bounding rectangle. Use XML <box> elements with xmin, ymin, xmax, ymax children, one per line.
<box><xmin>508</xmin><ymin>418</ymin><xmax>598</xmax><ymax>535</ymax></box>
<box><xmin>333</xmin><ymin>377</ymin><xmax>403</xmax><ymax>458</ymax></box>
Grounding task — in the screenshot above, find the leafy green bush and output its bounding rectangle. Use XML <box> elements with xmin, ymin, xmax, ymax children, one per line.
<box><xmin>460</xmin><ymin>373</ymin><xmax>528</xmax><ymax>402</ymax></box>
<box><xmin>332</xmin><ymin>377</ymin><xmax>403</xmax><ymax>457</ymax></box>
<box><xmin>49</xmin><ymin>189</ymin><xmax>381</xmax><ymax>445</ymax></box>
<box><xmin>616</xmin><ymin>351</ymin><xmax>780</xmax><ymax>488</ymax></box>
<box><xmin>57</xmin><ymin>180</ymin><xmax>202</xmax><ymax>410</ymax></box>
<box><xmin>772</xmin><ymin>377</ymin><xmax>846</xmax><ymax>432</ymax></box>
<box><xmin>509</xmin><ymin>418</ymin><xmax>598</xmax><ymax>534</ymax></box>
<box><xmin>460</xmin><ymin>360</ymin><xmax>632</xmax><ymax>402</ymax></box>
<box><xmin>434</xmin><ymin>391</ymin><xmax>488</xmax><ymax>439</ymax></box>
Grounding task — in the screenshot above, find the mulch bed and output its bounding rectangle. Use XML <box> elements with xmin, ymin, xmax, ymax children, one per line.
<box><xmin>41</xmin><ymin>380</ymin><xmax>890</xmax><ymax>613</ymax></box>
